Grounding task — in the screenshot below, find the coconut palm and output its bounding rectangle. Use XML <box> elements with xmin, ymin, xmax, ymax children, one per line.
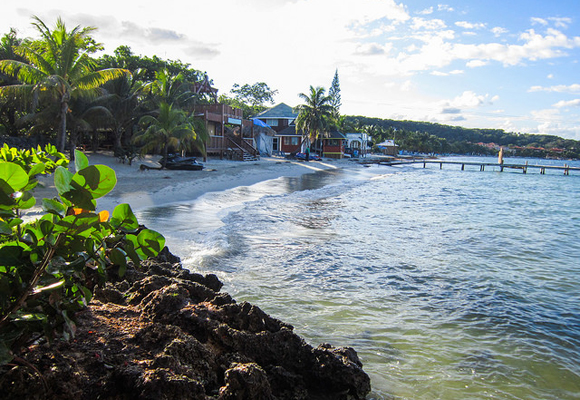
<box><xmin>133</xmin><ymin>102</ymin><xmax>198</xmax><ymax>168</ymax></box>
<box><xmin>294</xmin><ymin>86</ymin><xmax>334</xmax><ymax>147</ymax></box>
<box><xmin>101</xmin><ymin>70</ymin><xmax>146</xmax><ymax>152</ymax></box>
<box><xmin>0</xmin><ymin>17</ymin><xmax>127</xmax><ymax>153</ymax></box>
<box><xmin>144</xmin><ymin>68</ymin><xmax>196</xmax><ymax>109</ymax></box>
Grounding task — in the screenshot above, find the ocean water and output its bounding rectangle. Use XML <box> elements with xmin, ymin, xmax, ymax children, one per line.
<box><xmin>137</xmin><ymin>156</ymin><xmax>580</xmax><ymax>399</ymax></box>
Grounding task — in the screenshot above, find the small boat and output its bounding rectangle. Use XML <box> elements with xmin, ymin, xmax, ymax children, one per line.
<box><xmin>161</xmin><ymin>155</ymin><xmax>204</xmax><ymax>170</ymax></box>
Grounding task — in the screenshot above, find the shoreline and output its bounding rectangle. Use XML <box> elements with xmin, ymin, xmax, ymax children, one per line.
<box><xmin>29</xmin><ymin>151</ymin><xmax>358</xmax><ymax>218</ymax></box>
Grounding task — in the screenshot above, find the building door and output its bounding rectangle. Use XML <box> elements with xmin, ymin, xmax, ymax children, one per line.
<box><xmin>273</xmin><ymin>137</ymin><xmax>279</xmax><ymax>152</ymax></box>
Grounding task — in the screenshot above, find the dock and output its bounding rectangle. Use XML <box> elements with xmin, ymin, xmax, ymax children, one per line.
<box><xmin>374</xmin><ymin>159</ymin><xmax>580</xmax><ymax>175</ymax></box>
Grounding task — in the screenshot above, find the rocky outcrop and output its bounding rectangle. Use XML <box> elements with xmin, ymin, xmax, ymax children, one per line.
<box><xmin>0</xmin><ymin>248</ymin><xmax>371</xmax><ymax>399</ymax></box>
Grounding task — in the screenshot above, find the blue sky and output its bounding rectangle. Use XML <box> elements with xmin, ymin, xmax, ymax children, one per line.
<box><xmin>2</xmin><ymin>0</ymin><xmax>580</xmax><ymax>139</ymax></box>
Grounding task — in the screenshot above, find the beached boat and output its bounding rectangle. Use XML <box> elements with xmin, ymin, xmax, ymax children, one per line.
<box><xmin>161</xmin><ymin>155</ymin><xmax>204</xmax><ymax>170</ymax></box>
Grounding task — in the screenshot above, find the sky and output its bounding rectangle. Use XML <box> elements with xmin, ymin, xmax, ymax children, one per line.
<box><xmin>2</xmin><ymin>0</ymin><xmax>580</xmax><ymax>140</ymax></box>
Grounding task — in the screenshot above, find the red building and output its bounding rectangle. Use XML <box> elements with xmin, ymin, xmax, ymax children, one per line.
<box><xmin>254</xmin><ymin>103</ymin><xmax>346</xmax><ymax>158</ymax></box>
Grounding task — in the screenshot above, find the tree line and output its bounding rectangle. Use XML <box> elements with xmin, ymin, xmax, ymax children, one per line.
<box><xmin>341</xmin><ymin>116</ymin><xmax>580</xmax><ymax>159</ymax></box>
<box><xmin>1</xmin><ymin>17</ymin><xmax>578</xmax><ymax>161</ymax></box>
<box><xmin>0</xmin><ymin>18</ymin><xmax>278</xmax><ymax>166</ymax></box>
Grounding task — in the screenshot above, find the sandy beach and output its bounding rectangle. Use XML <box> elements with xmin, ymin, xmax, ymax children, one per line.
<box><xmin>28</xmin><ymin>151</ymin><xmax>355</xmax><ymax>218</ymax></box>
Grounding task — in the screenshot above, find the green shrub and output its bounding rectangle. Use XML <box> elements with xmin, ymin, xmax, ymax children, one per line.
<box><xmin>0</xmin><ymin>145</ymin><xmax>165</xmax><ymax>364</ymax></box>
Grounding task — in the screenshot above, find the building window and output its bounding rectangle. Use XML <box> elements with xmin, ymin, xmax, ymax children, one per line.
<box><xmin>283</xmin><ymin>137</ymin><xmax>299</xmax><ymax>145</ymax></box>
<box><xmin>265</xmin><ymin>119</ymin><xmax>279</xmax><ymax>127</ymax></box>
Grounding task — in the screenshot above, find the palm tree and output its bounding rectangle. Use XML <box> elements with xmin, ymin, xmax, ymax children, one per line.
<box><xmin>101</xmin><ymin>71</ymin><xmax>145</xmax><ymax>152</ymax></box>
<box><xmin>133</xmin><ymin>102</ymin><xmax>198</xmax><ymax>168</ymax></box>
<box><xmin>144</xmin><ymin>69</ymin><xmax>196</xmax><ymax>109</ymax></box>
<box><xmin>0</xmin><ymin>17</ymin><xmax>127</xmax><ymax>153</ymax></box>
<box><xmin>294</xmin><ymin>86</ymin><xmax>334</xmax><ymax>149</ymax></box>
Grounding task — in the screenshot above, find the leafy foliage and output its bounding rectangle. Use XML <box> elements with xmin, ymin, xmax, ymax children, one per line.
<box><xmin>328</xmin><ymin>69</ymin><xmax>341</xmax><ymax>119</ymax></box>
<box><xmin>0</xmin><ymin>146</ymin><xmax>165</xmax><ymax>365</ymax></box>
<box><xmin>295</xmin><ymin>86</ymin><xmax>335</xmax><ymax>144</ymax></box>
<box><xmin>133</xmin><ymin>102</ymin><xmax>199</xmax><ymax>167</ymax></box>
<box><xmin>0</xmin><ymin>17</ymin><xmax>127</xmax><ymax>154</ymax></box>
<box><xmin>345</xmin><ymin>115</ymin><xmax>580</xmax><ymax>158</ymax></box>
<box><xmin>219</xmin><ymin>82</ymin><xmax>278</xmax><ymax>118</ymax></box>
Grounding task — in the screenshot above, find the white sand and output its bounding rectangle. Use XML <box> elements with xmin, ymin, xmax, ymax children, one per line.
<box><xmin>28</xmin><ymin>151</ymin><xmax>354</xmax><ymax>218</ymax></box>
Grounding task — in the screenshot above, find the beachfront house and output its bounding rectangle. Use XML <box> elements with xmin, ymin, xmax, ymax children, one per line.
<box><xmin>345</xmin><ymin>132</ymin><xmax>371</xmax><ymax>158</ymax></box>
<box><xmin>255</xmin><ymin>103</ymin><xmax>346</xmax><ymax>158</ymax></box>
<box><xmin>254</xmin><ymin>103</ymin><xmax>299</xmax><ymax>155</ymax></box>
<box><xmin>376</xmin><ymin>139</ymin><xmax>399</xmax><ymax>156</ymax></box>
<box><xmin>275</xmin><ymin>124</ymin><xmax>346</xmax><ymax>159</ymax></box>
<box><xmin>194</xmin><ymin>103</ymin><xmax>259</xmax><ymax>160</ymax></box>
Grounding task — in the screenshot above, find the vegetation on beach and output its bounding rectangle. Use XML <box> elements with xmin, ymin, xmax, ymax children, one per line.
<box><xmin>295</xmin><ymin>85</ymin><xmax>336</xmax><ymax>147</ymax></box>
<box><xmin>0</xmin><ymin>145</ymin><xmax>165</xmax><ymax>365</ymax></box>
<box><xmin>1</xmin><ymin>16</ymin><xmax>579</xmax><ymax>160</ymax></box>
<box><xmin>0</xmin><ymin>17</ymin><xmax>127</xmax><ymax>158</ymax></box>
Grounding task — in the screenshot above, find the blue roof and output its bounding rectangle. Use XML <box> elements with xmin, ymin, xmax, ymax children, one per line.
<box><xmin>252</xmin><ymin>118</ymin><xmax>271</xmax><ymax>128</ymax></box>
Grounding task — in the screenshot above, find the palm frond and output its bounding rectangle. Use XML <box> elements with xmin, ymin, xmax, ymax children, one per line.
<box><xmin>75</xmin><ymin>68</ymin><xmax>129</xmax><ymax>90</ymax></box>
<box><xmin>0</xmin><ymin>60</ymin><xmax>46</xmax><ymax>85</ymax></box>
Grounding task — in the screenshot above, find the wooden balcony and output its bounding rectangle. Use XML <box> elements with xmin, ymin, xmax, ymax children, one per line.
<box><xmin>196</xmin><ymin>104</ymin><xmax>243</xmax><ymax>123</ymax></box>
<box><xmin>195</xmin><ymin>103</ymin><xmax>258</xmax><ymax>160</ymax></box>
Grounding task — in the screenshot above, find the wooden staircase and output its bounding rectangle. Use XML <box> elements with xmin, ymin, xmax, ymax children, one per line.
<box><xmin>225</xmin><ymin>133</ymin><xmax>259</xmax><ymax>161</ymax></box>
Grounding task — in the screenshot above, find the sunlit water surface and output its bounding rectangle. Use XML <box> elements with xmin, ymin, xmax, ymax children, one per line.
<box><xmin>137</xmin><ymin>157</ymin><xmax>580</xmax><ymax>399</ymax></box>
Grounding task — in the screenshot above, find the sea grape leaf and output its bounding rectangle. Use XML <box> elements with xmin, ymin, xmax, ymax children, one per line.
<box><xmin>136</xmin><ymin>229</ymin><xmax>165</xmax><ymax>258</ymax></box>
<box><xmin>42</xmin><ymin>198</ymin><xmax>67</xmax><ymax>216</ymax></box>
<box><xmin>61</xmin><ymin>186</ymin><xmax>96</xmax><ymax>211</ymax></box>
<box><xmin>0</xmin><ymin>220</ymin><xmax>11</xmax><ymax>235</ymax></box>
<box><xmin>54</xmin><ymin>166</ymin><xmax>73</xmax><ymax>195</ymax></box>
<box><xmin>28</xmin><ymin>162</ymin><xmax>46</xmax><ymax>177</ymax></box>
<box><xmin>0</xmin><ymin>162</ymin><xmax>28</xmax><ymax>191</ymax></box>
<box><xmin>110</xmin><ymin>203</ymin><xmax>138</xmax><ymax>232</ymax></box>
<box><xmin>0</xmin><ymin>244</ymin><xmax>24</xmax><ymax>266</ymax></box>
<box><xmin>73</xmin><ymin>165</ymin><xmax>116</xmax><ymax>199</ymax></box>
<box><xmin>74</xmin><ymin>150</ymin><xmax>89</xmax><ymax>172</ymax></box>
<box><xmin>15</xmin><ymin>192</ymin><xmax>36</xmax><ymax>209</ymax></box>
<box><xmin>109</xmin><ymin>248</ymin><xmax>127</xmax><ymax>277</ymax></box>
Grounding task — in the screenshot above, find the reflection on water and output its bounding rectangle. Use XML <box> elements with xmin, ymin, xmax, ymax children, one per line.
<box><xmin>138</xmin><ymin>158</ymin><xmax>580</xmax><ymax>400</ymax></box>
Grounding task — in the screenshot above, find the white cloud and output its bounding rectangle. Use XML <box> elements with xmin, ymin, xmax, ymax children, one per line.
<box><xmin>529</xmin><ymin>84</ymin><xmax>580</xmax><ymax>93</ymax></box>
<box><xmin>355</xmin><ymin>43</ymin><xmax>391</xmax><ymax>55</ymax></box>
<box><xmin>448</xmin><ymin>91</ymin><xmax>496</xmax><ymax>108</ymax></box>
<box><xmin>531</xmin><ymin>17</ymin><xmax>548</xmax><ymax>26</ymax></box>
<box><xmin>438</xmin><ymin>4</ymin><xmax>454</xmax><ymax>12</ymax></box>
<box><xmin>549</xmin><ymin>17</ymin><xmax>572</xmax><ymax>29</ymax></box>
<box><xmin>547</xmin><ymin>74</ymin><xmax>554</xmax><ymax>79</ymax></box>
<box><xmin>411</xmin><ymin>17</ymin><xmax>447</xmax><ymax>30</ymax></box>
<box><xmin>553</xmin><ymin>99</ymin><xmax>580</xmax><ymax>108</ymax></box>
<box><xmin>418</xmin><ymin>7</ymin><xmax>433</xmax><ymax>15</ymax></box>
<box><xmin>466</xmin><ymin>60</ymin><xmax>488</xmax><ymax>68</ymax></box>
<box><xmin>491</xmin><ymin>27</ymin><xmax>509</xmax><ymax>37</ymax></box>
<box><xmin>456</xmin><ymin>21</ymin><xmax>486</xmax><ymax>30</ymax></box>
<box><xmin>531</xmin><ymin>16</ymin><xmax>572</xmax><ymax>29</ymax></box>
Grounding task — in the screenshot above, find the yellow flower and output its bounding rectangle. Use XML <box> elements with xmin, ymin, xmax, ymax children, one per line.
<box><xmin>98</xmin><ymin>210</ymin><xmax>109</xmax><ymax>222</ymax></box>
<box><xmin>72</xmin><ymin>207</ymin><xmax>86</xmax><ymax>215</ymax></box>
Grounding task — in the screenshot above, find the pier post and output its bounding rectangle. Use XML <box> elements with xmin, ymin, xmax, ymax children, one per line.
<box><xmin>461</xmin><ymin>164</ymin><xmax>465</xmax><ymax>171</ymax></box>
<box><xmin>500</xmin><ymin>165</ymin><xmax>504</xmax><ymax>172</ymax></box>
<box><xmin>523</xmin><ymin>161</ymin><xmax>528</xmax><ymax>174</ymax></box>
<box><xmin>423</xmin><ymin>160</ymin><xmax>426</xmax><ymax>168</ymax></box>
<box><xmin>440</xmin><ymin>162</ymin><xmax>443</xmax><ymax>169</ymax></box>
<box><xmin>565</xmin><ymin>164</ymin><xmax>569</xmax><ymax>176</ymax></box>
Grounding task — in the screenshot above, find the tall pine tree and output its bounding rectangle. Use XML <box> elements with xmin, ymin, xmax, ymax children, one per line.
<box><xmin>329</xmin><ymin>69</ymin><xmax>341</xmax><ymax>119</ymax></box>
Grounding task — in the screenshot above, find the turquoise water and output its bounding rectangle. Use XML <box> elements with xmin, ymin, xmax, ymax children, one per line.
<box><xmin>137</xmin><ymin>157</ymin><xmax>580</xmax><ymax>399</ymax></box>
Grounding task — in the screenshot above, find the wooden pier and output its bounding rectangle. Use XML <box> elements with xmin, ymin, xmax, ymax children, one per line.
<box><xmin>376</xmin><ymin>159</ymin><xmax>579</xmax><ymax>175</ymax></box>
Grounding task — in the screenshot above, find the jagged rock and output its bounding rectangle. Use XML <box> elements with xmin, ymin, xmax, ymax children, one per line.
<box><xmin>218</xmin><ymin>363</ymin><xmax>272</xmax><ymax>400</ymax></box>
<box><xmin>0</xmin><ymin>248</ymin><xmax>371</xmax><ymax>400</ymax></box>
